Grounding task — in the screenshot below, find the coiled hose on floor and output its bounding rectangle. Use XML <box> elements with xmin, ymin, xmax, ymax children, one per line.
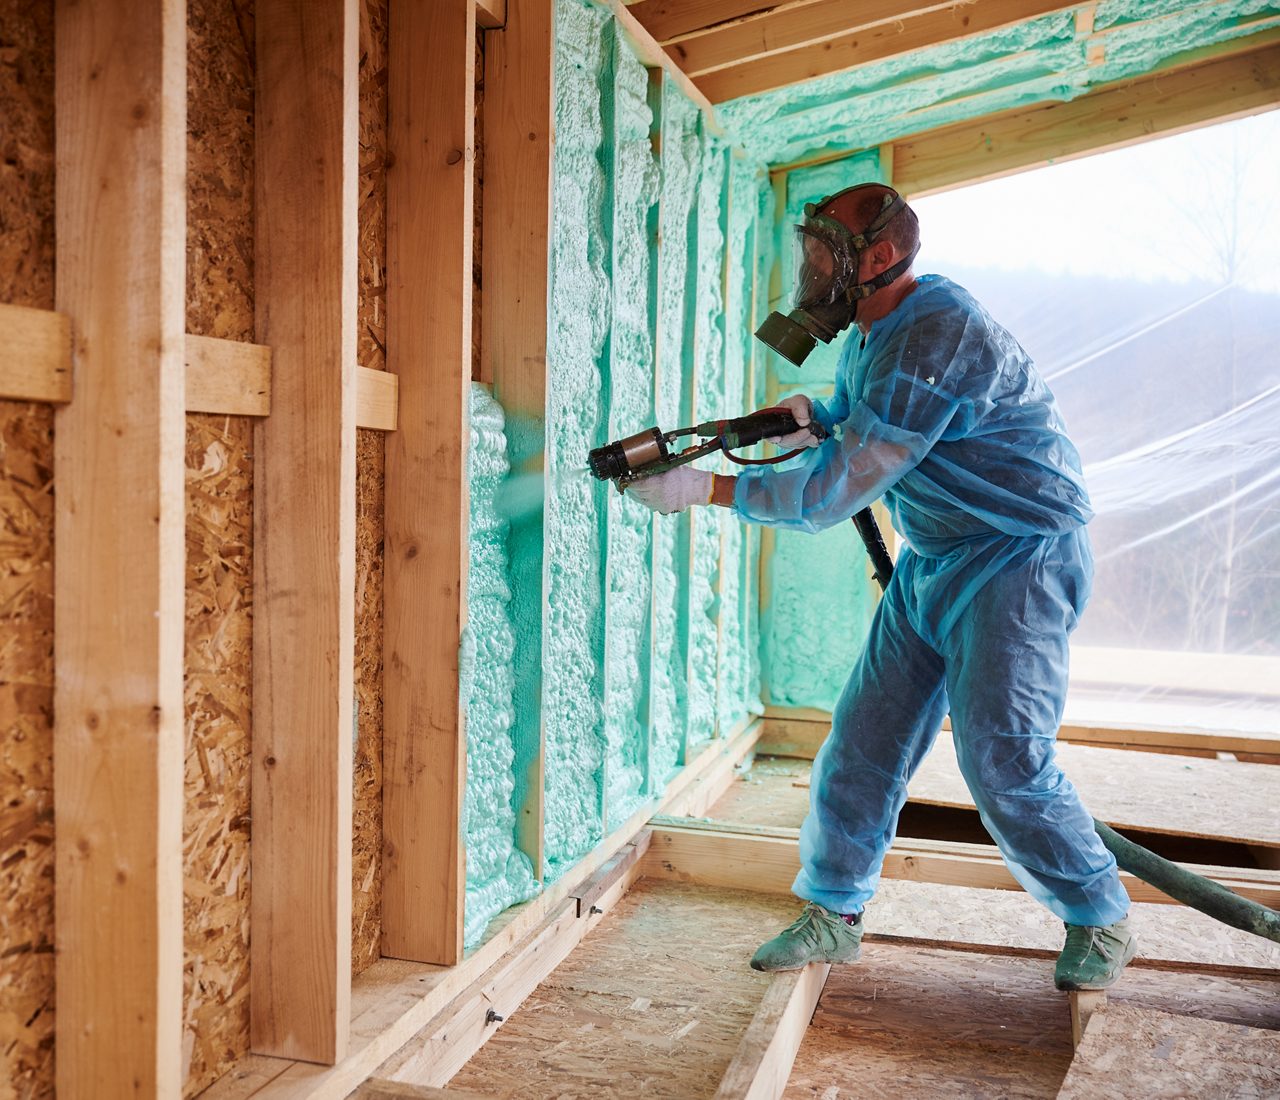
<box><xmin>851</xmin><ymin>507</ymin><xmax>1280</xmax><ymax>944</ymax></box>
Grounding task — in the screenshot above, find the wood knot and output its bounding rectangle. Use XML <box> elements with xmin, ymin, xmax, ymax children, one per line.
<box><xmin>446</xmin><ymin>148</ymin><xmax>463</xmax><ymax>165</ymax></box>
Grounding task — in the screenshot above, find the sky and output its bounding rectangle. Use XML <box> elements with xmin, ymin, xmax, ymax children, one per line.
<box><xmin>911</xmin><ymin>108</ymin><xmax>1280</xmax><ymax>294</ymax></box>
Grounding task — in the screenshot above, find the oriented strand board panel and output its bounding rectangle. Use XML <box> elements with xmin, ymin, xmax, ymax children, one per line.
<box><xmin>449</xmin><ymin>880</ymin><xmax>798</xmax><ymax>1098</ymax></box>
<box><xmin>906</xmin><ymin>733</ymin><xmax>1280</xmax><ymax>848</ymax></box>
<box><xmin>0</xmin><ymin>1</ymin><xmax>57</xmax><ymax>1095</ymax></box>
<box><xmin>183</xmin><ymin>0</ymin><xmax>257</xmax><ymax>1092</ymax></box>
<box><xmin>53</xmin><ymin>0</ymin><xmax>188</xmax><ymax>1092</ymax></box>
<box><xmin>252</xmin><ymin>0</ymin><xmax>358</xmax><ymax>1062</ymax></box>
<box><xmin>353</xmin><ymin>0</ymin><xmax>389</xmax><ymax>979</ymax></box>
<box><xmin>1057</xmin><ymin>1003</ymin><xmax>1280</xmax><ymax>1099</ymax></box>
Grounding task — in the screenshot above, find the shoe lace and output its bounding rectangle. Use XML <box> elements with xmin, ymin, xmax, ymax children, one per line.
<box><xmin>784</xmin><ymin>902</ymin><xmax>844</xmax><ymax>951</ymax></box>
<box><xmin>1064</xmin><ymin>924</ymin><xmax>1121</xmax><ymax>964</ymax></box>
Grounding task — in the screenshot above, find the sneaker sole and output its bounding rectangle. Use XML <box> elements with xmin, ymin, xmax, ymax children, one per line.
<box><xmin>750</xmin><ymin>948</ymin><xmax>861</xmax><ymax>973</ymax></box>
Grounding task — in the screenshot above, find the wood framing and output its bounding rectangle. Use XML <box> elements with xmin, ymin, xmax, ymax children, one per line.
<box><xmin>53</xmin><ymin>0</ymin><xmax>187</xmax><ymax>1093</ymax></box>
<box><xmin>714</xmin><ymin>964</ymin><xmax>830</xmax><ymax>1100</ymax></box>
<box><xmin>693</xmin><ymin>0</ymin><xmax>1078</xmax><ymax>102</ymax></box>
<box><xmin>670</xmin><ymin>0</ymin><xmax>1076</xmax><ymax>79</ymax></box>
<box><xmin>383</xmin><ymin>0</ymin><xmax>476</xmax><ymax>967</ymax></box>
<box><xmin>251</xmin><ymin>0</ymin><xmax>358</xmax><ymax>1063</ymax></box>
<box><xmin>643</xmin><ymin>820</ymin><xmax>1280</xmax><ymax>909</ymax></box>
<box><xmin>476</xmin><ymin>0</ymin><xmax>506</xmax><ymax>30</ymax></box>
<box><xmin>186</xmin><ymin>334</ymin><xmax>272</xmax><ymax>416</ymax></box>
<box><xmin>0</xmin><ymin>302</ymin><xmax>70</xmax><ymax>402</ymax></box>
<box><xmin>482</xmin><ymin>0</ymin><xmax>555</xmax><ymax>873</ymax></box>
<box><xmin>606</xmin><ymin>0</ymin><xmax>722</xmax><ymax>124</ymax></box>
<box><xmin>893</xmin><ymin>38</ymin><xmax>1280</xmax><ymax>197</ymax></box>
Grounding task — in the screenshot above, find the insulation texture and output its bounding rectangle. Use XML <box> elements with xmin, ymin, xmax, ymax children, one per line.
<box><xmin>600</xmin><ymin>26</ymin><xmax>660</xmax><ymax>825</ymax></box>
<box><xmin>648</xmin><ymin>79</ymin><xmax>701</xmax><ymax>785</ymax></box>
<box><xmin>541</xmin><ymin>0</ymin><xmax>612</xmax><ymax>875</ymax></box>
<box><xmin>462</xmin><ymin>386</ymin><xmax>540</xmax><ymax>948</ymax></box>
<box><xmin>0</xmin><ymin>4</ymin><xmax>55</xmax><ymax>1094</ymax></box>
<box><xmin>718</xmin><ymin>3</ymin><xmax>1280</xmax><ymax>166</ymax></box>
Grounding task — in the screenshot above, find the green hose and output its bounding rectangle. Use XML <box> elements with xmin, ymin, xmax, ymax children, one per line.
<box><xmin>1094</xmin><ymin>818</ymin><xmax>1280</xmax><ymax>944</ymax></box>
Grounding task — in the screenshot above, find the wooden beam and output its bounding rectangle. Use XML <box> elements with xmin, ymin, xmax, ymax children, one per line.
<box><xmin>252</xmin><ymin>0</ymin><xmax>358</xmax><ymax>1063</ymax></box>
<box><xmin>483</xmin><ymin>0</ymin><xmax>554</xmax><ymax>875</ymax></box>
<box><xmin>1069</xmin><ymin>990</ymin><xmax>1106</xmax><ymax>1049</ymax></box>
<box><xmin>53</xmin><ymin>0</ymin><xmax>186</xmax><ymax>1093</ymax></box>
<box><xmin>0</xmin><ymin>302</ymin><xmax>70</xmax><ymax>402</ymax></box>
<box><xmin>476</xmin><ymin>0</ymin><xmax>505</xmax><ymax>30</ymax></box>
<box><xmin>673</xmin><ymin>0</ymin><xmax>1074</xmax><ymax>79</ymax></box>
<box><xmin>186</xmin><ymin>333</ymin><xmax>272</xmax><ymax>416</ymax></box>
<box><xmin>894</xmin><ymin>39</ymin><xmax>1280</xmax><ymax>197</ymax></box>
<box><xmin>695</xmin><ymin>0</ymin><xmax>1078</xmax><ymax>102</ymax></box>
<box><xmin>204</xmin><ymin>724</ymin><xmax>761</xmax><ymax>1097</ymax></box>
<box><xmin>383</xmin><ymin>0</ymin><xmax>475</xmax><ymax>968</ymax></box>
<box><xmin>605</xmin><ymin>0</ymin><xmax>723</xmax><ymax>125</ymax></box>
<box><xmin>714</xmin><ymin>964</ymin><xmax>830</xmax><ymax>1100</ymax></box>
<box><xmin>643</xmin><ymin>820</ymin><xmax>1280</xmax><ymax>908</ymax></box>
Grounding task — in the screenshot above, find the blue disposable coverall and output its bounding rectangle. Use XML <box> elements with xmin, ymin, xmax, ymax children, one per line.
<box><xmin>734</xmin><ymin>275</ymin><xmax>1130</xmax><ymax>927</ymax></box>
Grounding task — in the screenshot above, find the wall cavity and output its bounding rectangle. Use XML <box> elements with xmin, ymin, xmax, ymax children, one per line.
<box><xmin>463</xmin><ymin>386</ymin><xmax>540</xmax><ymax>948</ymax></box>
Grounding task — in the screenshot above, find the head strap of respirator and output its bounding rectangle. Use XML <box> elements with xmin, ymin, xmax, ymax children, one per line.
<box><xmin>755</xmin><ymin>184</ymin><xmax>919</xmax><ymax>367</ymax></box>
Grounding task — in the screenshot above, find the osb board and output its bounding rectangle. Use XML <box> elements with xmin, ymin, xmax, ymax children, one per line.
<box><xmin>1057</xmin><ymin>1003</ymin><xmax>1280</xmax><ymax>1099</ymax></box>
<box><xmin>904</xmin><ymin>733</ymin><xmax>1280</xmax><ymax>849</ymax></box>
<box><xmin>448</xmin><ymin>881</ymin><xmax>798</xmax><ymax>1098</ymax></box>
<box><xmin>352</xmin><ymin>0</ymin><xmax>389</xmax><ymax>977</ymax></box>
<box><xmin>184</xmin><ymin>0</ymin><xmax>256</xmax><ymax>1093</ymax></box>
<box><xmin>705</xmin><ymin>756</ymin><xmax>810</xmax><ymax>830</ymax></box>
<box><xmin>785</xmin><ymin>943</ymin><xmax>1280</xmax><ymax>1100</ymax></box>
<box><xmin>865</xmin><ymin>878</ymin><xmax>1280</xmax><ymax>971</ymax></box>
<box><xmin>0</xmin><ymin>2</ymin><xmax>57</xmax><ymax>1096</ymax></box>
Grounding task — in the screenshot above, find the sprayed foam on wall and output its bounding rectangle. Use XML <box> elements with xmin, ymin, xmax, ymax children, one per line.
<box><xmin>684</xmin><ymin>134</ymin><xmax>729</xmax><ymax>752</ymax></box>
<box><xmin>541</xmin><ymin>0</ymin><xmax>612</xmax><ymax>875</ymax></box>
<box><xmin>648</xmin><ymin>78</ymin><xmax>701</xmax><ymax>784</ymax></box>
<box><xmin>599</xmin><ymin>26</ymin><xmax>660</xmax><ymax>826</ymax></box>
<box><xmin>462</xmin><ymin>386</ymin><xmax>541</xmax><ymax>948</ymax></box>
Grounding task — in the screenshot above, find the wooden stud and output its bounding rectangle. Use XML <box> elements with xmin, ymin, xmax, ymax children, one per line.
<box><xmin>694</xmin><ymin>0</ymin><xmax>1078</xmax><ymax>103</ymax></box>
<box><xmin>186</xmin><ymin>333</ymin><xmax>272</xmax><ymax>416</ymax></box>
<box><xmin>252</xmin><ymin>0</ymin><xmax>358</xmax><ymax>1063</ymax></box>
<box><xmin>714</xmin><ymin>964</ymin><xmax>831</xmax><ymax>1100</ymax></box>
<box><xmin>53</xmin><ymin>0</ymin><xmax>187</xmax><ymax>1093</ymax></box>
<box><xmin>482</xmin><ymin>0</ymin><xmax>556</xmax><ymax>874</ymax></box>
<box><xmin>674</xmin><ymin>1</ymin><xmax>1073</xmax><ymax>78</ymax></box>
<box><xmin>0</xmin><ymin>302</ymin><xmax>71</xmax><ymax>402</ymax></box>
<box><xmin>604</xmin><ymin>0</ymin><xmax>722</xmax><ymax>125</ymax></box>
<box><xmin>1069</xmin><ymin>990</ymin><xmax>1106</xmax><ymax>1049</ymax></box>
<box><xmin>893</xmin><ymin>40</ymin><xmax>1280</xmax><ymax>198</ymax></box>
<box><xmin>383</xmin><ymin>0</ymin><xmax>476</xmax><ymax>967</ymax></box>
<box><xmin>476</xmin><ymin>0</ymin><xmax>505</xmax><ymax>30</ymax></box>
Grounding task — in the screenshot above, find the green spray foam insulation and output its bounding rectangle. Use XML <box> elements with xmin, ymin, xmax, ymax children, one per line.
<box><xmin>718</xmin><ymin>2</ymin><xmax>1280</xmax><ymax>167</ymax></box>
<box><xmin>462</xmin><ymin>385</ymin><xmax>541</xmax><ymax>948</ymax></box>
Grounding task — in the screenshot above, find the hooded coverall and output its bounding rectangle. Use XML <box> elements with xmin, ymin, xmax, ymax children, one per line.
<box><xmin>734</xmin><ymin>274</ymin><xmax>1130</xmax><ymax>926</ymax></box>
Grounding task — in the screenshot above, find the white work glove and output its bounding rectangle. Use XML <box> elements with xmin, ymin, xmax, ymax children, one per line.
<box><xmin>626</xmin><ymin>466</ymin><xmax>713</xmax><ymax>515</ymax></box>
<box><xmin>769</xmin><ymin>394</ymin><xmax>823</xmax><ymax>449</ymax></box>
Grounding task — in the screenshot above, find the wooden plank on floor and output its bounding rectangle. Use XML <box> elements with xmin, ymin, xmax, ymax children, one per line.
<box><xmin>1057</xmin><ymin>1003</ymin><xmax>1280</xmax><ymax>1098</ymax></box>
<box><xmin>382</xmin><ymin>0</ymin><xmax>475</xmax><ymax>968</ymax></box>
<box><xmin>482</xmin><ymin>0</ymin><xmax>554</xmax><ymax>874</ymax></box>
<box><xmin>714</xmin><ymin>964</ymin><xmax>829</xmax><ymax>1100</ymax></box>
<box><xmin>251</xmin><ymin>0</ymin><xmax>358</xmax><ymax>1063</ymax></box>
<box><xmin>53</xmin><ymin>0</ymin><xmax>186</xmax><ymax>1094</ymax></box>
<box><xmin>644</xmin><ymin>821</ymin><xmax>1280</xmax><ymax>909</ymax></box>
<box><xmin>0</xmin><ymin>301</ymin><xmax>71</xmax><ymax>402</ymax></box>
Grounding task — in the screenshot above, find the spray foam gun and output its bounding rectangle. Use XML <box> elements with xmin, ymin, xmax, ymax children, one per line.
<box><xmin>588</xmin><ymin>407</ymin><xmax>826</xmax><ymax>490</ymax></box>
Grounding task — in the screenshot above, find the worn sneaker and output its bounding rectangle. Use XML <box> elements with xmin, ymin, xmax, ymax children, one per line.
<box><xmin>750</xmin><ymin>902</ymin><xmax>863</xmax><ymax>972</ymax></box>
<box><xmin>1055</xmin><ymin>919</ymin><xmax>1137</xmax><ymax>990</ymax></box>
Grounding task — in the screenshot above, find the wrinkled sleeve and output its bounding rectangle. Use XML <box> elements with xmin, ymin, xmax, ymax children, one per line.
<box><xmin>811</xmin><ymin>372</ymin><xmax>850</xmax><ymax>431</ymax></box>
<box><xmin>734</xmin><ymin>319</ymin><xmax>968</xmax><ymax>533</ymax></box>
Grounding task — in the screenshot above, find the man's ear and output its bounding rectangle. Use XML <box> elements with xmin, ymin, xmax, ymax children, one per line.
<box><xmin>869</xmin><ymin>238</ymin><xmax>897</xmax><ymax>275</ymax></box>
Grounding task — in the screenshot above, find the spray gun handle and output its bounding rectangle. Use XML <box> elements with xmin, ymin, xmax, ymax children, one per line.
<box><xmin>711</xmin><ymin>407</ymin><xmax>827</xmax><ymax>449</ymax></box>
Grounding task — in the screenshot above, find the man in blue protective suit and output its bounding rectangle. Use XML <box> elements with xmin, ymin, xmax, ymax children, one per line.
<box><xmin>626</xmin><ymin>183</ymin><xmax>1137</xmax><ymax>992</ymax></box>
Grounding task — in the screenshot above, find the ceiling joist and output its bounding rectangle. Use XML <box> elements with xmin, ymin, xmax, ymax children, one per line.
<box><xmin>892</xmin><ymin>38</ymin><xmax>1280</xmax><ymax>197</ymax></box>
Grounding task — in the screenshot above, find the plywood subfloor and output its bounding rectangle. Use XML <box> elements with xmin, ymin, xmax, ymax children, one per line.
<box><xmin>447</xmin><ymin>881</ymin><xmax>797</xmax><ymax>1099</ymax></box>
<box><xmin>784</xmin><ymin>943</ymin><xmax>1280</xmax><ymax>1100</ymax></box>
<box><xmin>1057</xmin><ymin>1002</ymin><xmax>1280</xmax><ymax>1099</ymax></box>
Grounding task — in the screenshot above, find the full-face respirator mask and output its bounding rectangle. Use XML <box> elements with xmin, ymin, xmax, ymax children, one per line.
<box><xmin>755</xmin><ymin>184</ymin><xmax>919</xmax><ymax>367</ymax></box>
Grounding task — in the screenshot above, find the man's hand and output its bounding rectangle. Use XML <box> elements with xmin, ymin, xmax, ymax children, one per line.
<box><xmin>769</xmin><ymin>394</ymin><xmax>823</xmax><ymax>448</ymax></box>
<box><xmin>625</xmin><ymin>467</ymin><xmax>713</xmax><ymax>514</ymax></box>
